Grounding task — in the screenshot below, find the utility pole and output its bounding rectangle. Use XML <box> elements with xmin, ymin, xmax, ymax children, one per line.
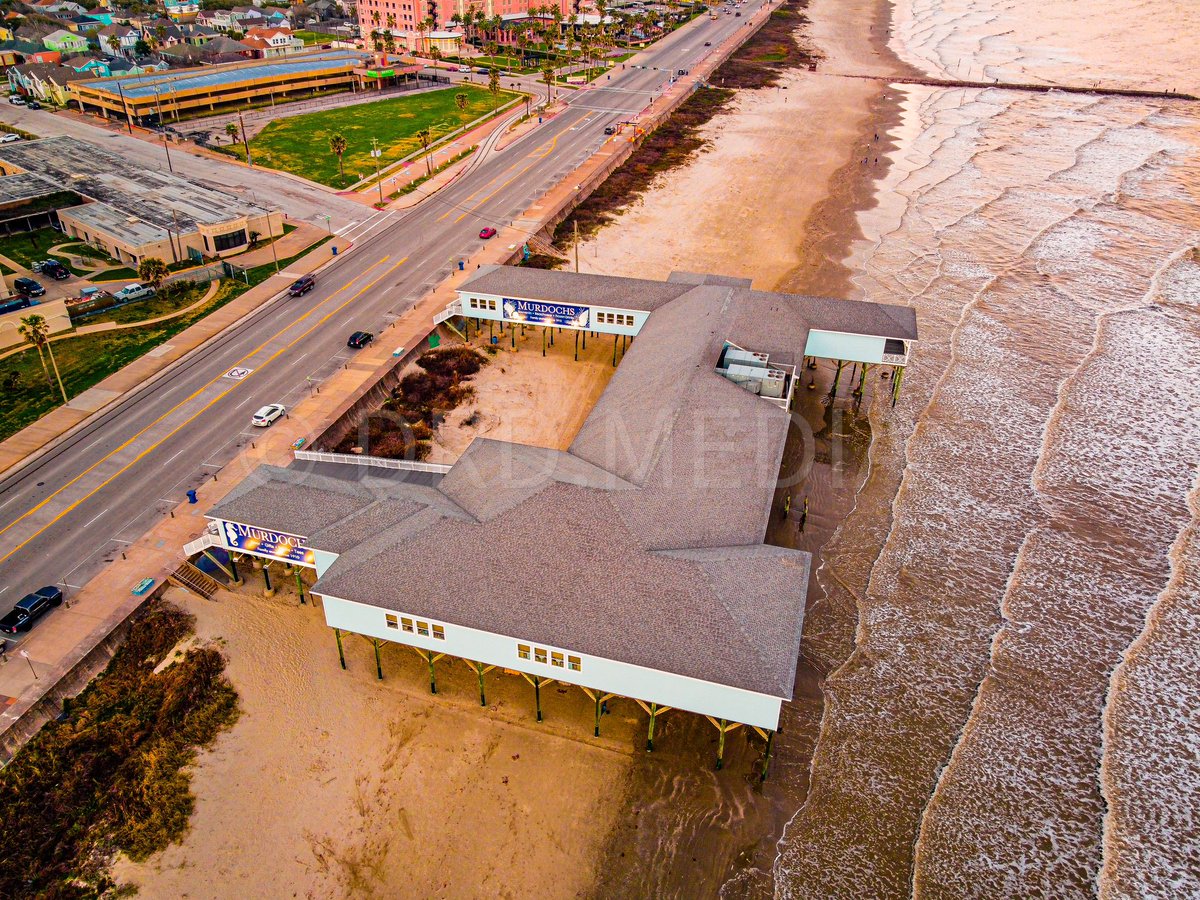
<box><xmin>574</xmin><ymin>219</ymin><xmax>579</xmax><ymax>272</ymax></box>
<box><xmin>115</xmin><ymin>80</ymin><xmax>133</xmax><ymax>135</ymax></box>
<box><xmin>268</xmin><ymin>216</ymin><xmax>280</xmax><ymax>273</ymax></box>
<box><xmin>161</xmin><ymin>130</ymin><xmax>174</xmax><ymax>173</ymax></box>
<box><xmin>238</xmin><ymin>111</ymin><xmax>253</xmax><ymax>166</ymax></box>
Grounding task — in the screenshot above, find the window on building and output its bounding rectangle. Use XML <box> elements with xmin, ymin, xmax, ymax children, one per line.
<box><xmin>487</xmin><ymin>299</ymin><xmax>497</xmax><ymax>310</ymax></box>
<box><xmin>432</xmin><ymin>624</ymin><xmax>445</xmax><ymax>640</ymax></box>
<box><xmin>551</xmin><ymin>651</ymin><xmax>564</xmax><ymax>668</ymax></box>
<box><xmin>385</xmin><ymin>613</ymin><xmax>399</xmax><ymax>629</ymax></box>
<box><xmin>568</xmin><ymin>655</ymin><xmax>581</xmax><ymax>671</ymax></box>
<box><xmin>518</xmin><ymin>644</ymin><xmax>531</xmax><ymax>659</ymax></box>
<box><xmin>417</xmin><ymin>621</ymin><xmax>430</xmax><ymax>636</ymax></box>
<box><xmin>401</xmin><ymin>617</ymin><xmax>414</xmax><ymax>632</ymax></box>
<box><xmin>212</xmin><ymin>228</ymin><xmax>247</xmax><ymax>252</ymax></box>
<box><xmin>534</xmin><ymin>647</ymin><xmax>547</xmax><ymax>664</ymax></box>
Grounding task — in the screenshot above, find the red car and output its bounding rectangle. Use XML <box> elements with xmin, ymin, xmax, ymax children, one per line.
<box><xmin>479</xmin><ymin>227</ymin><xmax>497</xmax><ymax>239</ymax></box>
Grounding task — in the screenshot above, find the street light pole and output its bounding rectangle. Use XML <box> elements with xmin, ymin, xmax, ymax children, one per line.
<box><xmin>372</xmin><ymin>137</ymin><xmax>384</xmax><ymax>206</ymax></box>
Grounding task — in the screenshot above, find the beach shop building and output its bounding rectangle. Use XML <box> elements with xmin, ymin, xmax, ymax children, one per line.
<box><xmin>189</xmin><ymin>268</ymin><xmax>917</xmax><ymax>773</ymax></box>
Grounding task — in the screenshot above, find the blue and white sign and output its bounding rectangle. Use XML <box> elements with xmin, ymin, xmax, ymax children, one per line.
<box><xmin>221</xmin><ymin>520</ymin><xmax>314</xmax><ymax>566</ymax></box>
<box><xmin>502</xmin><ymin>297</ymin><xmax>590</xmax><ymax>329</ymax></box>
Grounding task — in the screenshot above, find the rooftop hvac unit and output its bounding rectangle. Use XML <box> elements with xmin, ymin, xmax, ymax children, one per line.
<box><xmin>725</xmin><ymin>347</ymin><xmax>770</xmax><ymax>366</ymax></box>
<box><xmin>760</xmin><ymin>371</ymin><xmax>786</xmax><ymax>399</ymax></box>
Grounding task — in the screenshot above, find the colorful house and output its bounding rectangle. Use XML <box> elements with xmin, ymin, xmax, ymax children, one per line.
<box><xmin>42</xmin><ymin>29</ymin><xmax>91</xmax><ymax>52</ymax></box>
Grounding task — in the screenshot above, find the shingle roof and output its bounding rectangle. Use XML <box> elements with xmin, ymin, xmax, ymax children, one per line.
<box><xmin>208</xmin><ymin>269</ymin><xmax>917</xmax><ymax>698</ymax></box>
<box><xmin>462</xmin><ymin>263</ymin><xmax>695</xmax><ymax>312</ymax></box>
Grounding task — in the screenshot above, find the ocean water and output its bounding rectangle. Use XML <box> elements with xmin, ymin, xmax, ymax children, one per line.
<box><xmin>773</xmin><ymin>3</ymin><xmax>1200</xmax><ymax>897</ymax></box>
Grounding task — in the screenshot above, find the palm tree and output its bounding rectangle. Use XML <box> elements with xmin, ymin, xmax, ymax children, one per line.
<box><xmin>542</xmin><ymin>60</ymin><xmax>555</xmax><ymax>101</ymax></box>
<box><xmin>455</xmin><ymin>91</ymin><xmax>469</xmax><ymax>113</ymax></box>
<box><xmin>430</xmin><ymin>45</ymin><xmax>442</xmax><ymax>65</ymax></box>
<box><xmin>371</xmin><ymin>29</ymin><xmax>383</xmax><ymax>53</ymax></box>
<box><xmin>487</xmin><ymin>66</ymin><xmax>500</xmax><ymax>108</ymax></box>
<box><xmin>137</xmin><ymin>256</ymin><xmax>169</xmax><ymax>287</ymax></box>
<box><xmin>106</xmin><ymin>33</ymin><xmax>121</xmax><ymax>56</ymax></box>
<box><xmin>19</xmin><ymin>314</ymin><xmax>66</xmax><ymax>403</ymax></box>
<box><xmin>383</xmin><ymin>30</ymin><xmax>395</xmax><ymax>55</ymax></box>
<box><xmin>370</xmin><ymin>8</ymin><xmax>381</xmax><ymax>29</ymax></box>
<box><xmin>155</xmin><ymin>23</ymin><xmax>167</xmax><ymax>47</ymax></box>
<box><xmin>329</xmin><ymin>132</ymin><xmax>348</xmax><ymax>183</ymax></box>
<box><xmin>225</xmin><ymin>122</ymin><xmax>239</xmax><ymax>145</ymax></box>
<box><xmin>416</xmin><ymin>128</ymin><xmax>433</xmax><ymax>175</ymax></box>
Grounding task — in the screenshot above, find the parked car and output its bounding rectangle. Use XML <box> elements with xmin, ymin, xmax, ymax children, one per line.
<box><xmin>26</xmin><ymin>100</ymin><xmax>41</xmax><ymax>110</ymax></box>
<box><xmin>457</xmin><ymin>65</ymin><xmax>471</xmax><ymax>72</ymax></box>
<box><xmin>0</xmin><ymin>133</ymin><xmax>21</xmax><ymax>143</ymax></box>
<box><xmin>347</xmin><ymin>330</ymin><xmax>374</xmax><ymax>349</ymax></box>
<box><xmin>288</xmin><ymin>274</ymin><xmax>316</xmax><ymax>296</ymax></box>
<box><xmin>0</xmin><ymin>586</ymin><xmax>64</xmax><ymax>635</ymax></box>
<box><xmin>112</xmin><ymin>282</ymin><xmax>156</xmax><ymax>302</ymax></box>
<box><xmin>479</xmin><ymin>227</ymin><xmax>497</xmax><ymax>239</ymax></box>
<box><xmin>251</xmin><ymin>403</ymin><xmax>286</xmax><ymax>427</ymax></box>
<box><xmin>42</xmin><ymin>261</ymin><xmax>70</xmax><ymax>281</ymax></box>
<box><xmin>7</xmin><ymin>95</ymin><xmax>25</xmax><ymax>105</ymax></box>
<box><xmin>604</xmin><ymin>125</ymin><xmax>617</xmax><ymax>135</ymax></box>
<box><xmin>13</xmin><ymin>276</ymin><xmax>44</xmax><ymax>297</ymax></box>
<box><xmin>704</xmin><ymin>40</ymin><xmax>712</xmax><ymax>46</ymax></box>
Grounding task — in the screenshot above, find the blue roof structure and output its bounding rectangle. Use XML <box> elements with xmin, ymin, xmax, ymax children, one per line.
<box><xmin>77</xmin><ymin>49</ymin><xmax>367</xmax><ymax>100</ymax></box>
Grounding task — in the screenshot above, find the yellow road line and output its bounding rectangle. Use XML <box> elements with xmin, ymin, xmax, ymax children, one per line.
<box><xmin>0</xmin><ymin>255</ymin><xmax>400</xmax><ymax>558</ymax></box>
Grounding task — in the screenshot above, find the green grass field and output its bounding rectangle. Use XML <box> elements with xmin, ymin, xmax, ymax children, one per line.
<box><xmin>241</xmin><ymin>85</ymin><xmax>520</xmax><ymax>188</ymax></box>
<box><xmin>293</xmin><ymin>29</ymin><xmax>328</xmax><ymax>45</ymax></box>
<box><xmin>0</xmin><ymin>227</ymin><xmax>75</xmax><ymax>271</ymax></box>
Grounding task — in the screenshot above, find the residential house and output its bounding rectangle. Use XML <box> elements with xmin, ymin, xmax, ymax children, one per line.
<box><xmin>0</xmin><ymin>22</ymin><xmax>12</xmax><ymax>42</ymax></box>
<box><xmin>84</xmin><ymin>8</ymin><xmax>115</xmax><ymax>25</ymax></box>
<box><xmin>140</xmin><ymin>18</ymin><xmax>184</xmax><ymax>46</ymax></box>
<box><xmin>162</xmin><ymin>0</ymin><xmax>200</xmax><ymax>19</ymax></box>
<box><xmin>63</xmin><ymin>53</ymin><xmax>110</xmax><ymax>75</ymax></box>
<box><xmin>96</xmin><ymin>22</ymin><xmax>137</xmax><ymax>55</ymax></box>
<box><xmin>0</xmin><ymin>40</ymin><xmax>49</xmax><ymax>66</ymax></box>
<box><xmin>42</xmin><ymin>28</ymin><xmax>90</xmax><ymax>52</ymax></box>
<box><xmin>180</xmin><ymin>22</ymin><xmax>216</xmax><ymax>43</ymax></box>
<box><xmin>8</xmin><ymin>61</ymin><xmax>88</xmax><ymax>104</ymax></box>
<box><xmin>27</xmin><ymin>0</ymin><xmax>88</xmax><ymax>16</ymax></box>
<box><xmin>241</xmin><ymin>25</ymin><xmax>302</xmax><ymax>56</ymax></box>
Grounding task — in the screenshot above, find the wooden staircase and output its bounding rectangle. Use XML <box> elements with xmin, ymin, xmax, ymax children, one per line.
<box><xmin>168</xmin><ymin>561</ymin><xmax>221</xmax><ymax>601</ymax></box>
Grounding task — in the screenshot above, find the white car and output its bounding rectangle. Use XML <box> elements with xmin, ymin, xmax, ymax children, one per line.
<box><xmin>112</xmin><ymin>282</ymin><xmax>156</xmax><ymax>302</ymax></box>
<box><xmin>0</xmin><ymin>133</ymin><xmax>21</xmax><ymax>143</ymax></box>
<box><xmin>251</xmin><ymin>403</ymin><xmax>286</xmax><ymax>427</ymax></box>
<box><xmin>7</xmin><ymin>95</ymin><xmax>24</xmax><ymax>105</ymax></box>
<box><xmin>457</xmin><ymin>65</ymin><xmax>471</xmax><ymax>72</ymax></box>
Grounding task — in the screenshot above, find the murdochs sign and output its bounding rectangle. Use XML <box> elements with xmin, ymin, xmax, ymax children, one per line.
<box><xmin>502</xmin><ymin>297</ymin><xmax>590</xmax><ymax>329</ymax></box>
<box><xmin>221</xmin><ymin>520</ymin><xmax>315</xmax><ymax>566</ymax></box>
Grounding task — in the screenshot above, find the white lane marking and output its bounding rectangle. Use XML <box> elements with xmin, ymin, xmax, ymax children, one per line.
<box><xmin>234</xmin><ymin>395</ymin><xmax>256</xmax><ymax>409</ymax></box>
<box><xmin>163</xmin><ymin>447</ymin><xmax>187</xmax><ymax>464</ymax></box>
<box><xmin>334</xmin><ymin>220</ymin><xmax>360</xmax><ymax>235</ymax></box>
<box><xmin>83</xmin><ymin>508</ymin><xmax>108</xmax><ymax>528</ymax></box>
<box><xmin>83</xmin><ymin>434</ymin><xmax>107</xmax><ymax>451</ymax></box>
<box><xmin>0</xmin><ymin>586</ymin><xmax>7</xmax><ymax>594</ymax></box>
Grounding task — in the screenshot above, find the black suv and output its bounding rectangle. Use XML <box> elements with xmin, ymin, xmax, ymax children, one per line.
<box><xmin>13</xmin><ymin>276</ymin><xmax>44</xmax><ymax>297</ymax></box>
<box><xmin>347</xmin><ymin>330</ymin><xmax>374</xmax><ymax>349</ymax></box>
<box><xmin>288</xmin><ymin>274</ymin><xmax>316</xmax><ymax>296</ymax></box>
<box><xmin>0</xmin><ymin>586</ymin><xmax>64</xmax><ymax>635</ymax></box>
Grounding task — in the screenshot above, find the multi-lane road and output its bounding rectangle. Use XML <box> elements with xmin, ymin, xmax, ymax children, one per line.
<box><xmin>0</xmin><ymin>4</ymin><xmax>766</xmax><ymax>623</ymax></box>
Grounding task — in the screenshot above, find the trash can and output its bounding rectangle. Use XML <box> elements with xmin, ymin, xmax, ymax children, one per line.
<box><xmin>332</xmin><ymin>245</ymin><xmax>339</xmax><ymax>256</ymax></box>
<box><xmin>186</xmin><ymin>489</ymin><xmax>198</xmax><ymax>504</ymax></box>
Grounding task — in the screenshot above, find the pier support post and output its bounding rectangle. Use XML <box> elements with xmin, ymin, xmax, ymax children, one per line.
<box><xmin>295</xmin><ymin>568</ymin><xmax>306</xmax><ymax>604</ymax></box>
<box><xmin>534</xmin><ymin>675</ymin><xmax>543</xmax><ymax>721</ymax></box>
<box><xmin>647</xmin><ymin>702</ymin><xmax>658</xmax><ymax>751</ymax></box>
<box><xmin>891</xmin><ymin>366</ymin><xmax>905</xmax><ymax>407</ymax></box>
<box><xmin>426</xmin><ymin>651</ymin><xmax>438</xmax><ymax>694</ymax></box>
<box><xmin>761</xmin><ymin>730</ymin><xmax>774</xmax><ymax>782</ymax></box>
<box><xmin>464</xmin><ymin>660</ymin><xmax>493</xmax><ymax>706</ymax></box>
<box><xmin>830</xmin><ymin>360</ymin><xmax>846</xmax><ymax>398</ymax></box>
<box><xmin>716</xmin><ymin>718</ymin><xmax>727</xmax><ymax>770</ymax></box>
<box><xmin>542</xmin><ymin>327</ymin><xmax>546</xmax><ymax>357</ymax></box>
<box><xmin>372</xmin><ymin>638</ymin><xmax>383</xmax><ymax>680</ymax></box>
<box><xmin>335</xmin><ymin>628</ymin><xmax>346</xmax><ymax>670</ymax></box>
<box><xmin>613</xmin><ymin>334</ymin><xmax>618</xmax><ymax>366</ymax></box>
<box><xmin>574</xmin><ymin>329</ymin><xmax>579</xmax><ymax>361</ymax></box>
<box><xmin>261</xmin><ymin>563</ymin><xmax>274</xmax><ymax>597</ymax></box>
<box><xmin>227</xmin><ymin>553</ymin><xmax>241</xmax><ymax>586</ymax></box>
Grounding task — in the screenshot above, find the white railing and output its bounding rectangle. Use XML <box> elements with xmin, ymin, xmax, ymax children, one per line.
<box><xmin>433</xmin><ymin>300</ymin><xmax>461</xmax><ymax>325</ymax></box>
<box><xmin>183</xmin><ymin>531</ymin><xmax>220</xmax><ymax>556</ymax></box>
<box><xmin>881</xmin><ymin>352</ymin><xmax>909</xmax><ymax>366</ymax></box>
<box><xmin>294</xmin><ymin>449</ymin><xmax>452</xmax><ymax>473</ymax></box>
